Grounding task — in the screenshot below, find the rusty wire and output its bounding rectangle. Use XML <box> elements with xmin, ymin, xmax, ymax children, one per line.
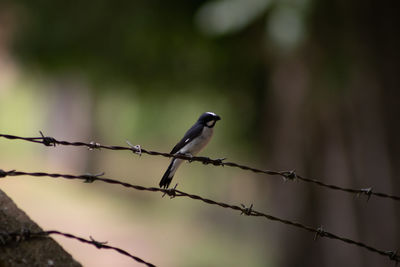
<box><xmin>0</xmin><ymin>229</ymin><xmax>156</xmax><ymax>267</ymax></box>
<box><xmin>0</xmin><ymin>132</ymin><xmax>399</xmax><ymax>202</ymax></box>
<box><xmin>0</xmin><ymin>169</ymin><xmax>398</xmax><ymax>263</ymax></box>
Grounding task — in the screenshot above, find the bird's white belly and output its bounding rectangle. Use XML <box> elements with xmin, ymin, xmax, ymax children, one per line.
<box><xmin>179</xmin><ymin>127</ymin><xmax>214</xmax><ymax>155</ymax></box>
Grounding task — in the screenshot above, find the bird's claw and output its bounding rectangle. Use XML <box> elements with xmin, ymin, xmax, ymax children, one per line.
<box><xmin>178</xmin><ymin>153</ymin><xmax>193</xmax><ymax>162</ymax></box>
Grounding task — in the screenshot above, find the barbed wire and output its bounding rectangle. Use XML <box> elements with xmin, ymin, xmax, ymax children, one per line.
<box><xmin>0</xmin><ymin>169</ymin><xmax>398</xmax><ymax>263</ymax></box>
<box><xmin>0</xmin><ymin>132</ymin><xmax>399</xmax><ymax>202</ymax></box>
<box><xmin>0</xmin><ymin>229</ymin><xmax>156</xmax><ymax>267</ymax></box>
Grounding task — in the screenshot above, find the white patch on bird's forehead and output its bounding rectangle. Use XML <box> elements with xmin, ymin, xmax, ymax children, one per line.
<box><xmin>206</xmin><ymin>112</ymin><xmax>216</xmax><ymax>116</ymax></box>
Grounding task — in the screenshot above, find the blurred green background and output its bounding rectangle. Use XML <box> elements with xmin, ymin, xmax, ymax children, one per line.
<box><xmin>0</xmin><ymin>0</ymin><xmax>399</xmax><ymax>266</ymax></box>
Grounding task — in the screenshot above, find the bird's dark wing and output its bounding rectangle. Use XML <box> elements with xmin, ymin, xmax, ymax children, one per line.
<box><xmin>170</xmin><ymin>123</ymin><xmax>203</xmax><ymax>154</ymax></box>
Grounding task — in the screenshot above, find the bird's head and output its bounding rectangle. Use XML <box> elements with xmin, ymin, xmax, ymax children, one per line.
<box><xmin>198</xmin><ymin>112</ymin><xmax>221</xmax><ymax>128</ymax></box>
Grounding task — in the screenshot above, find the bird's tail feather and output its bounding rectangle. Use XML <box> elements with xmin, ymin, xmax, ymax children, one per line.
<box><xmin>159</xmin><ymin>159</ymin><xmax>184</xmax><ymax>188</ymax></box>
<box><xmin>159</xmin><ymin>159</ymin><xmax>176</xmax><ymax>188</ymax></box>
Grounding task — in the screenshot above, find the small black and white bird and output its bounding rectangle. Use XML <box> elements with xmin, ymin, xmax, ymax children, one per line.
<box><xmin>159</xmin><ymin>112</ymin><xmax>221</xmax><ymax>188</ymax></box>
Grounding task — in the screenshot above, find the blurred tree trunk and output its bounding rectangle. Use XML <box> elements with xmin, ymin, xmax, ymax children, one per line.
<box><xmin>45</xmin><ymin>77</ymin><xmax>98</xmax><ymax>173</ymax></box>
<box><xmin>262</xmin><ymin>1</ymin><xmax>399</xmax><ymax>266</ymax></box>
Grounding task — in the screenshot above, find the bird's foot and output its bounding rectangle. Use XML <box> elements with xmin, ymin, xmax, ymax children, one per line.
<box><xmin>178</xmin><ymin>152</ymin><xmax>194</xmax><ymax>162</ymax></box>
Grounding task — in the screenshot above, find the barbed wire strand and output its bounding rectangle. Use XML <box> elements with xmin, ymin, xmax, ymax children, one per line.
<box><xmin>0</xmin><ymin>133</ymin><xmax>399</xmax><ymax>202</ymax></box>
<box><xmin>0</xmin><ymin>169</ymin><xmax>398</xmax><ymax>263</ymax></box>
<box><xmin>0</xmin><ymin>229</ymin><xmax>156</xmax><ymax>267</ymax></box>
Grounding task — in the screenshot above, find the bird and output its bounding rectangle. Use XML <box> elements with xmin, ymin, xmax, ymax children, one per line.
<box><xmin>159</xmin><ymin>112</ymin><xmax>221</xmax><ymax>188</ymax></box>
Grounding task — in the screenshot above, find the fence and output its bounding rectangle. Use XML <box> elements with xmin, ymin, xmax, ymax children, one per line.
<box><xmin>0</xmin><ymin>132</ymin><xmax>399</xmax><ymax>265</ymax></box>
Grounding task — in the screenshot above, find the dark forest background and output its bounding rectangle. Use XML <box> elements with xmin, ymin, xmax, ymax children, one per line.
<box><xmin>0</xmin><ymin>0</ymin><xmax>399</xmax><ymax>266</ymax></box>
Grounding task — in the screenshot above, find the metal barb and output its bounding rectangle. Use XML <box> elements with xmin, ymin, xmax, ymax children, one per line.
<box><xmin>126</xmin><ymin>140</ymin><xmax>142</xmax><ymax>156</ymax></box>
<box><xmin>281</xmin><ymin>169</ymin><xmax>297</xmax><ymax>181</ymax></box>
<box><xmin>214</xmin><ymin>157</ymin><xmax>227</xmax><ymax>166</ymax></box>
<box><xmin>82</xmin><ymin>172</ymin><xmax>105</xmax><ymax>183</ymax></box>
<box><xmin>39</xmin><ymin>131</ymin><xmax>56</xmax><ymax>147</ymax></box>
<box><xmin>387</xmin><ymin>250</ymin><xmax>399</xmax><ymax>262</ymax></box>
<box><xmin>90</xmin><ymin>236</ymin><xmax>108</xmax><ymax>248</ymax></box>
<box><xmin>88</xmin><ymin>141</ymin><xmax>101</xmax><ymax>150</ymax></box>
<box><xmin>240</xmin><ymin>204</ymin><xmax>253</xmax><ymax>215</ymax></box>
<box><xmin>162</xmin><ymin>183</ymin><xmax>178</xmax><ymax>199</ymax></box>
<box><xmin>360</xmin><ymin>187</ymin><xmax>373</xmax><ymax>202</ymax></box>
<box><xmin>314</xmin><ymin>226</ymin><xmax>325</xmax><ymax>240</ymax></box>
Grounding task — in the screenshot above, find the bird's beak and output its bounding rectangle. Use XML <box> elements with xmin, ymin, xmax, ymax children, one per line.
<box><xmin>215</xmin><ymin>115</ymin><xmax>221</xmax><ymax>121</ymax></box>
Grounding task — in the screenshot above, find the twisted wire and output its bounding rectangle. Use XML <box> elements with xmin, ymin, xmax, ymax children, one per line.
<box><xmin>0</xmin><ymin>133</ymin><xmax>398</xmax><ymax>202</ymax></box>
<box><xmin>0</xmin><ymin>168</ymin><xmax>398</xmax><ymax>263</ymax></box>
<box><xmin>0</xmin><ymin>229</ymin><xmax>155</xmax><ymax>267</ymax></box>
